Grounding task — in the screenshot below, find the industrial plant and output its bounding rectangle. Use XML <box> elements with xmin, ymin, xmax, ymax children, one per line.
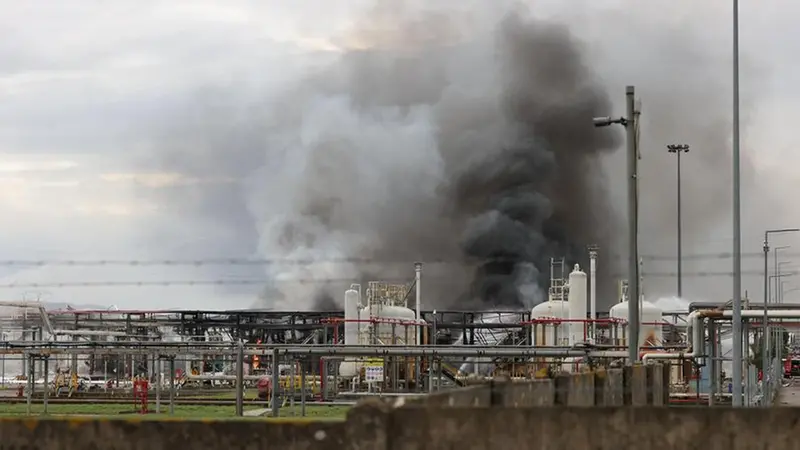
<box><xmin>0</xmin><ymin>247</ymin><xmax>783</xmax><ymax>417</ymax></box>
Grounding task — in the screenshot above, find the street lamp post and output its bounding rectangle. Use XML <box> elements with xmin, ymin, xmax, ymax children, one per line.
<box><xmin>768</xmin><ymin>248</ymin><xmax>790</xmax><ymax>376</ymax></box>
<box><xmin>667</xmin><ymin>144</ymin><xmax>690</xmax><ymax>299</ymax></box>
<box><xmin>761</xmin><ymin>231</ymin><xmax>798</xmax><ymax>406</ymax></box>
<box><xmin>777</xmin><ymin>266</ymin><xmax>794</xmax><ymax>376</ymax></box>
<box><xmin>764</xmin><ymin>267</ymin><xmax>795</xmax><ymax>404</ymax></box>
<box><xmin>774</xmin><ymin>250</ymin><xmax>792</xmax><ymax>307</ymax></box>
<box><xmin>594</xmin><ymin>86</ymin><xmax>640</xmax><ymax>363</ymax></box>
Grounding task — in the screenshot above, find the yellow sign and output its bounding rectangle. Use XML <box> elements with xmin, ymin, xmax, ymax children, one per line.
<box><xmin>364</xmin><ymin>358</ymin><xmax>384</xmax><ymax>367</ymax></box>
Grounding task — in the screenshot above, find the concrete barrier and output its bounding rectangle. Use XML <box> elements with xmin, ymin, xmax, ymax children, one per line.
<box><xmin>594</xmin><ymin>369</ymin><xmax>624</xmax><ymax>406</ymax></box>
<box><xmin>502</xmin><ymin>379</ymin><xmax>554</xmax><ymax>407</ymax></box>
<box><xmin>554</xmin><ymin>372</ymin><xmax>594</xmax><ymax>406</ymax></box>
<box><xmin>416</xmin><ymin>365</ymin><xmax>667</xmax><ymax>408</ymax></box>
<box><xmin>424</xmin><ymin>384</ymin><xmax>491</xmax><ymax>407</ymax></box>
<box><xmin>648</xmin><ymin>364</ymin><xmax>665</xmax><ymax>406</ymax></box>
<box><xmin>0</xmin><ymin>366</ymin><xmax>677</xmax><ymax>448</ymax></box>
<box><xmin>624</xmin><ymin>364</ymin><xmax>648</xmax><ymax>405</ymax></box>
<box><xmin>5</xmin><ymin>404</ymin><xmax>800</xmax><ymax>449</ymax></box>
<box><xmin>0</xmin><ymin>416</ymin><xmax>348</xmax><ymax>450</ymax></box>
<box><xmin>385</xmin><ymin>406</ymin><xmax>800</xmax><ymax>449</ymax></box>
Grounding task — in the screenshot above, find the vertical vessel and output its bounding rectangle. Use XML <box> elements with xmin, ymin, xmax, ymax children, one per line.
<box><xmin>339</xmin><ymin>286</ymin><xmax>362</xmax><ymax>378</ymax></box>
<box><xmin>567</xmin><ymin>264</ymin><xmax>588</xmax><ymax>345</ymax></box>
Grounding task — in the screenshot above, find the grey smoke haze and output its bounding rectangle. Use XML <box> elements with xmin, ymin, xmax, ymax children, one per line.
<box><xmin>140</xmin><ymin>1</ymin><xmax>775</xmax><ymax>310</ymax></box>
<box><xmin>2</xmin><ymin>1</ymin><xmax>797</xmax><ymax>311</ymax></box>
<box><xmin>147</xmin><ymin>3</ymin><xmax>622</xmax><ymax>310</ymax></box>
<box><xmin>579</xmin><ymin>6</ymin><xmax>768</xmax><ymax>303</ymax></box>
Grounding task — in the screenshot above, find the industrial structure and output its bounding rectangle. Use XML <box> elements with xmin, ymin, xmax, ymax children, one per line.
<box><xmin>0</xmin><ymin>248</ymin><xmax>792</xmax><ymax>415</ymax></box>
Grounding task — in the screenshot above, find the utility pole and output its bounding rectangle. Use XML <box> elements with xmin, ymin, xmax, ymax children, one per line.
<box><xmin>667</xmin><ymin>144</ymin><xmax>690</xmax><ymax>299</ymax></box>
<box><xmin>626</xmin><ymin>86</ymin><xmax>640</xmax><ymax>362</ymax></box>
<box><xmin>593</xmin><ymin>86</ymin><xmax>640</xmax><ymax>363</ymax></box>
<box><xmin>731</xmin><ymin>0</ymin><xmax>742</xmax><ymax>407</ymax></box>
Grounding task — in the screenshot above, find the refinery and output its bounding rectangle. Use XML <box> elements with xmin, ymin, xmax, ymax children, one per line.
<box><xmin>0</xmin><ymin>248</ymin><xmax>785</xmax><ymax>416</ymax></box>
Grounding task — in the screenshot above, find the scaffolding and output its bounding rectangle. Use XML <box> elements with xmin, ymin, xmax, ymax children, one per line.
<box><xmin>366</xmin><ymin>282</ymin><xmax>410</xmax><ymax>310</ymax></box>
<box><xmin>548</xmin><ymin>258</ymin><xmax>567</xmax><ymax>302</ymax></box>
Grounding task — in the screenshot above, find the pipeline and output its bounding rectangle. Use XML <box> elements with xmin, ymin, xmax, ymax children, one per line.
<box><xmin>641</xmin><ymin>308</ymin><xmax>800</xmax><ymax>363</ymax></box>
<box><xmin>642</xmin><ymin>310</ymin><xmax>719</xmax><ymax>363</ymax></box>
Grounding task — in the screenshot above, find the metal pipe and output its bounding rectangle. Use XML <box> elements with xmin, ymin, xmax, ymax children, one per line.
<box><xmin>168</xmin><ymin>358</ymin><xmax>175</xmax><ymax>415</ymax></box>
<box><xmin>763</xmin><ymin>234</ymin><xmax>771</xmax><ymax>405</ymax></box>
<box><xmin>415</xmin><ymin>262</ymin><xmax>422</xmax><ymax>347</ymax></box>
<box><xmin>677</xmin><ymin>148</ymin><xmax>683</xmax><ymax>299</ymax></box>
<box><xmin>42</xmin><ymin>357</ymin><xmax>48</xmax><ymax>415</ymax></box>
<box><xmin>187</xmin><ymin>374</ymin><xmax>267</xmax><ymax>381</ymax></box>
<box><xmin>235</xmin><ymin>340</ymin><xmax>244</xmax><ymax>417</ymax></box>
<box><xmin>727</xmin><ymin>310</ymin><xmax>800</xmax><ymax>318</ymax></box>
<box><xmin>51</xmin><ymin>330</ymin><xmax>128</xmax><ymax>337</ymax></box>
<box><xmin>300</xmin><ymin>368</ymin><xmax>306</xmax><ymax>417</ymax></box>
<box><xmin>271</xmin><ymin>348</ymin><xmax>280</xmax><ymax>417</ymax></box>
<box><xmin>271</xmin><ymin>346</ymin><xmax>597</xmax><ymax>358</ymax></box>
<box><xmin>626</xmin><ymin>85</ymin><xmax>640</xmax><ymax>363</ymax></box>
<box><xmin>0</xmin><ymin>343</ymin><xmax>623</xmax><ymax>359</ymax></box>
<box><xmin>25</xmin><ymin>355</ymin><xmax>32</xmax><ymax>415</ymax></box>
<box><xmin>589</xmin><ymin>248</ymin><xmax>598</xmax><ymax>339</ymax></box>
<box><xmin>778</xmin><ymin>281</ymin><xmax>788</xmax><ymax>382</ymax></box>
<box><xmin>642</xmin><ymin>311</ymin><xmax>705</xmax><ymax>362</ymax></box>
<box><xmin>731</xmin><ymin>0</ymin><xmax>743</xmax><ymax>407</ymax></box>
<box><xmin>155</xmin><ymin>358</ymin><xmax>161</xmax><ymax>414</ymax></box>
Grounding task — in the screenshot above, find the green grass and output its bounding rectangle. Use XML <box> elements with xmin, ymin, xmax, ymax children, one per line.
<box><xmin>0</xmin><ymin>403</ymin><xmax>350</xmax><ymax>420</ymax></box>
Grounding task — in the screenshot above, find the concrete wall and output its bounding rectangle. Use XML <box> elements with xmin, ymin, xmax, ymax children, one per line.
<box><xmin>0</xmin><ymin>365</ymin><xmax>679</xmax><ymax>449</ymax></box>
<box><xmin>5</xmin><ymin>403</ymin><xmax>800</xmax><ymax>450</ymax></box>
<box><xmin>384</xmin><ymin>406</ymin><xmax>800</xmax><ymax>450</ymax></box>
<box><xmin>0</xmin><ymin>417</ymin><xmax>348</xmax><ymax>450</ymax></box>
<box><xmin>412</xmin><ymin>364</ymin><xmax>664</xmax><ymax>407</ymax></box>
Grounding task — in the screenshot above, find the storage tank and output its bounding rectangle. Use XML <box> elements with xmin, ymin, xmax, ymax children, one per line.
<box><xmin>609</xmin><ymin>298</ymin><xmax>663</xmax><ymax>349</ymax></box>
<box><xmin>339</xmin><ymin>288</ymin><xmax>362</xmax><ymax>378</ymax></box>
<box><xmin>343</xmin><ymin>289</ymin><xmax>360</xmax><ymax>345</ymax></box>
<box><xmin>531</xmin><ymin>299</ymin><xmax>569</xmax><ymax>346</ymax></box>
<box><xmin>361</xmin><ymin>304</ymin><xmax>419</xmax><ymax>345</ymax></box>
<box><xmin>567</xmin><ymin>264</ymin><xmax>588</xmax><ymax>345</ymax></box>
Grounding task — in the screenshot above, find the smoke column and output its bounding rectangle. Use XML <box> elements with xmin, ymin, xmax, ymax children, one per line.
<box><xmin>151</xmin><ymin>3</ymin><xmax>623</xmax><ymax>310</ymax></box>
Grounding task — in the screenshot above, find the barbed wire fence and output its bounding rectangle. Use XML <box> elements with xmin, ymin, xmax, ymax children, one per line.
<box><xmin>0</xmin><ymin>255</ymin><xmax>783</xmax><ymax>288</ymax></box>
<box><xmin>0</xmin><ymin>251</ymin><xmax>789</xmax><ymax>267</ymax></box>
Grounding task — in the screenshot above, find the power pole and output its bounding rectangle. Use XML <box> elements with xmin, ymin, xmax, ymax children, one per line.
<box><xmin>731</xmin><ymin>0</ymin><xmax>743</xmax><ymax>407</ymax></box>
<box><xmin>626</xmin><ymin>86</ymin><xmax>640</xmax><ymax>363</ymax></box>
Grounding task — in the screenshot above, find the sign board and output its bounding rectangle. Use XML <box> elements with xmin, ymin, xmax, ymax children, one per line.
<box><xmin>364</xmin><ymin>358</ymin><xmax>384</xmax><ymax>383</ymax></box>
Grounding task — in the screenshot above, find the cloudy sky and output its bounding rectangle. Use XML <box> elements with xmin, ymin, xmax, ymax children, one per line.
<box><xmin>1</xmin><ymin>0</ymin><xmax>799</xmax><ymax>310</ymax></box>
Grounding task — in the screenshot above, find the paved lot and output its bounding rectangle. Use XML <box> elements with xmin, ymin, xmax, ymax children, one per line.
<box><xmin>777</xmin><ymin>380</ymin><xmax>800</xmax><ymax>406</ymax></box>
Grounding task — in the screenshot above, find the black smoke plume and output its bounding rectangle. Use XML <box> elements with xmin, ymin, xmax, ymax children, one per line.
<box><xmin>148</xmin><ymin>4</ymin><xmax>622</xmax><ymax>310</ymax></box>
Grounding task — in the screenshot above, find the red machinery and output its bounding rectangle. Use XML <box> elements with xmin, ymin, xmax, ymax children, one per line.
<box><xmin>256</xmin><ymin>376</ymin><xmax>272</xmax><ymax>400</ymax></box>
<box><xmin>132</xmin><ymin>378</ymin><xmax>149</xmax><ymax>414</ymax></box>
<box><xmin>784</xmin><ymin>356</ymin><xmax>800</xmax><ymax>378</ymax></box>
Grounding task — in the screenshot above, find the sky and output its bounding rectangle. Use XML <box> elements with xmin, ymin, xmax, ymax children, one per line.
<box><xmin>2</xmin><ymin>0</ymin><xmax>800</xmax><ymax>310</ymax></box>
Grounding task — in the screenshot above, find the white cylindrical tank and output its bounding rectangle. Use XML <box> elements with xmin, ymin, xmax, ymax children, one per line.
<box><xmin>362</xmin><ymin>305</ymin><xmax>419</xmax><ymax>345</ymax></box>
<box><xmin>339</xmin><ymin>289</ymin><xmax>362</xmax><ymax>378</ymax></box>
<box><xmin>589</xmin><ymin>251</ymin><xmax>597</xmax><ymax>322</ymax></box>
<box><xmin>343</xmin><ymin>289</ymin><xmax>360</xmax><ymax>346</ymax></box>
<box><xmin>531</xmin><ymin>299</ymin><xmax>570</xmax><ymax>346</ymax></box>
<box><xmin>609</xmin><ymin>299</ymin><xmax>663</xmax><ymax>349</ymax></box>
<box><xmin>567</xmin><ymin>264</ymin><xmax>588</xmax><ymax>345</ymax></box>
